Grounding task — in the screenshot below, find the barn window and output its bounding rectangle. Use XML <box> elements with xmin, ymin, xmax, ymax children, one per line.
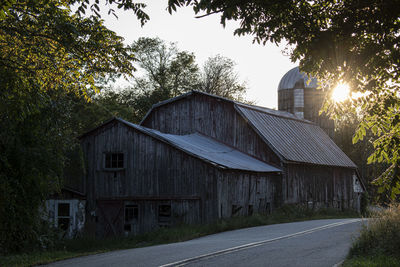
<box><xmin>124</xmin><ymin>204</ymin><xmax>138</xmax><ymax>232</ymax></box>
<box><xmin>104</xmin><ymin>153</ymin><xmax>124</xmax><ymax>169</ymax></box>
<box><xmin>158</xmin><ymin>204</ymin><xmax>171</xmax><ymax>226</ymax></box>
<box><xmin>57</xmin><ymin>203</ymin><xmax>70</xmax><ymax>231</ymax></box>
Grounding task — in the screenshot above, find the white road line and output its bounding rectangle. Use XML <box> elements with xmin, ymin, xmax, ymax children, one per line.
<box><xmin>332</xmin><ymin>260</ymin><xmax>344</xmax><ymax>267</ymax></box>
<box><xmin>160</xmin><ymin>219</ymin><xmax>363</xmax><ymax>267</ymax></box>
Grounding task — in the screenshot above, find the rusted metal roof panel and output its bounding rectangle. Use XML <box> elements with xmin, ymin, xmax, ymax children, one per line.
<box><xmin>235</xmin><ymin>104</ymin><xmax>356</xmax><ymax>168</ymax></box>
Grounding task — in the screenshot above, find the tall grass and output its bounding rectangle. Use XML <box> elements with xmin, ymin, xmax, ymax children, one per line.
<box><xmin>1</xmin><ymin>205</ymin><xmax>359</xmax><ymax>266</ymax></box>
<box><xmin>349</xmin><ymin>204</ymin><xmax>400</xmax><ymax>258</ymax></box>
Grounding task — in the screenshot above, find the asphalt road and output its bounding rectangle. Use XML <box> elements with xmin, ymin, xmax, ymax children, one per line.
<box><xmin>46</xmin><ymin>218</ymin><xmax>365</xmax><ymax>267</ymax></box>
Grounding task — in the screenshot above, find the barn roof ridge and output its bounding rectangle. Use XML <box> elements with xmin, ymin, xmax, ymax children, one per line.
<box><xmin>140</xmin><ymin>90</ymin><xmax>312</xmax><ymax>125</ymax></box>
<box><xmin>233</xmin><ymin>102</ymin><xmax>315</xmax><ymax>124</ymax></box>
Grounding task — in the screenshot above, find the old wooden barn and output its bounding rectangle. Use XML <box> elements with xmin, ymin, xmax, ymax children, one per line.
<box><xmin>80</xmin><ymin>117</ymin><xmax>281</xmax><ymax>237</ymax></box>
<box><xmin>78</xmin><ymin>90</ymin><xmax>364</xmax><ymax>237</ymax></box>
<box><xmin>141</xmin><ymin>91</ymin><xmax>364</xmax><ymax>210</ymax></box>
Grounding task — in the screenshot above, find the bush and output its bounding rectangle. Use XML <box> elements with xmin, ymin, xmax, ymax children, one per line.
<box><xmin>349</xmin><ymin>203</ymin><xmax>400</xmax><ymax>258</ymax></box>
<box><xmin>360</xmin><ymin>191</ymin><xmax>370</xmax><ymax>216</ymax></box>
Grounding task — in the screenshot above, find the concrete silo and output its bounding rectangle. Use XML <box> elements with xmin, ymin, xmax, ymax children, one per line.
<box><xmin>277</xmin><ymin>67</ymin><xmax>334</xmax><ymax>138</ymax></box>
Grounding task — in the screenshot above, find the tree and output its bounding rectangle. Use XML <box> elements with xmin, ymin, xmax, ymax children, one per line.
<box><xmin>199</xmin><ymin>54</ymin><xmax>247</xmax><ymax>101</ymax></box>
<box><xmin>121</xmin><ymin>37</ymin><xmax>199</xmax><ymax>121</ymax></box>
<box><xmin>0</xmin><ymin>1</ymin><xmax>137</xmax><ymax>95</ymax></box>
<box><xmin>334</xmin><ymin>112</ymin><xmax>387</xmax><ymax>199</ymax></box>
<box><xmin>168</xmin><ymin>0</ymin><xmax>400</xmax><ymax>200</ymax></box>
<box><xmin>0</xmin><ymin>0</ymin><xmax>143</xmax><ymax>252</ymax></box>
<box><xmin>124</xmin><ymin>37</ymin><xmax>248</xmax><ymax>121</ymax></box>
<box><xmin>131</xmin><ymin>37</ymin><xmax>200</xmax><ymax>94</ymax></box>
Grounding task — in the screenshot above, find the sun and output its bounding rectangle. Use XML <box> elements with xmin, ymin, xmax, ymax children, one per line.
<box><xmin>331</xmin><ymin>83</ymin><xmax>350</xmax><ymax>102</ymax></box>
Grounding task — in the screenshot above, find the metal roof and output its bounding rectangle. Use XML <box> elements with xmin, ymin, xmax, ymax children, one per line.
<box><xmin>136</xmin><ymin>90</ymin><xmax>356</xmax><ymax>168</ymax></box>
<box><xmin>120</xmin><ymin>119</ymin><xmax>281</xmax><ymax>173</ymax></box>
<box><xmin>235</xmin><ymin>105</ymin><xmax>357</xmax><ymax>168</ymax></box>
<box><xmin>278</xmin><ymin>67</ymin><xmax>318</xmax><ymax>91</ymax></box>
<box><xmin>236</xmin><ymin>102</ymin><xmax>308</xmax><ymax>122</ymax></box>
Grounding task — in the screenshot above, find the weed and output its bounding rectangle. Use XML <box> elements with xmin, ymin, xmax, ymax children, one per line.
<box><xmin>349</xmin><ymin>204</ymin><xmax>400</xmax><ymax>259</ymax></box>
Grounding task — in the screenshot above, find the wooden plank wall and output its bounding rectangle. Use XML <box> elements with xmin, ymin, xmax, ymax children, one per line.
<box><xmin>283</xmin><ymin>164</ymin><xmax>357</xmax><ymax>210</ymax></box>
<box><xmin>84</xmin><ymin>121</ymin><xmax>283</xmax><ymax>236</ymax></box>
<box><xmin>217</xmin><ymin>171</ymin><xmax>281</xmax><ymax>218</ymax></box>
<box><xmin>142</xmin><ymin>93</ymin><xmax>281</xmax><ymax>166</ymax></box>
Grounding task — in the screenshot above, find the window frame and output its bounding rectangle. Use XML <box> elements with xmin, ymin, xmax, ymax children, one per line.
<box><xmin>56</xmin><ymin>202</ymin><xmax>71</xmax><ymax>232</ymax></box>
<box><xmin>103</xmin><ymin>152</ymin><xmax>125</xmax><ymax>171</ymax></box>
<box><xmin>124</xmin><ymin>204</ymin><xmax>139</xmax><ymax>233</ymax></box>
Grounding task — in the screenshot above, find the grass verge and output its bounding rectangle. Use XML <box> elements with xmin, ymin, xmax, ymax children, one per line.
<box><xmin>1</xmin><ymin>205</ymin><xmax>359</xmax><ymax>267</ymax></box>
<box><xmin>343</xmin><ymin>204</ymin><xmax>400</xmax><ymax>266</ymax></box>
<box><xmin>342</xmin><ymin>255</ymin><xmax>400</xmax><ymax>267</ymax></box>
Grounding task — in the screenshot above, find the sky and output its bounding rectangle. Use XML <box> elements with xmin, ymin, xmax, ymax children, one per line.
<box><xmin>102</xmin><ymin>1</ymin><xmax>297</xmax><ymax>108</ymax></box>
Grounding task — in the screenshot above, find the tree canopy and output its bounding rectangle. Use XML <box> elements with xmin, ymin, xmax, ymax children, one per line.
<box><xmin>0</xmin><ymin>0</ymin><xmax>145</xmax><ymax>252</ymax></box>
<box><xmin>110</xmin><ymin>37</ymin><xmax>249</xmax><ymax>122</ymax></box>
<box><xmin>168</xmin><ymin>0</ymin><xmax>400</xmax><ymax>200</ymax></box>
<box><xmin>0</xmin><ymin>0</ymin><xmax>137</xmax><ymax>97</ymax></box>
<box><xmin>200</xmin><ymin>54</ymin><xmax>247</xmax><ymax>101</ymax></box>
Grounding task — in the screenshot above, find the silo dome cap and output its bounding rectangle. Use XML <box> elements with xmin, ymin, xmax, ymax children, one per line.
<box><xmin>278</xmin><ymin>67</ymin><xmax>318</xmax><ymax>91</ymax></box>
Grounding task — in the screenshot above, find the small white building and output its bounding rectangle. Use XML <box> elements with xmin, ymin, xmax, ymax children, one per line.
<box><xmin>44</xmin><ymin>187</ymin><xmax>86</xmax><ymax>238</ymax></box>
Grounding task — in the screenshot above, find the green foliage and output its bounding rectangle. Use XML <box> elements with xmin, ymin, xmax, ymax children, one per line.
<box><xmin>168</xmin><ymin>0</ymin><xmax>400</xmax><ymax>199</ymax></box>
<box><xmin>343</xmin><ymin>255</ymin><xmax>400</xmax><ymax>267</ymax></box>
<box><xmin>360</xmin><ymin>192</ymin><xmax>370</xmax><ymax>216</ymax></box>
<box><xmin>100</xmin><ymin>37</ymin><xmax>250</xmax><ymax>123</ymax></box>
<box><xmin>71</xmin><ymin>0</ymin><xmax>149</xmax><ymax>25</ymax></box>
<box><xmin>0</xmin><ymin>0</ymin><xmax>135</xmax><ymax>96</ymax></box>
<box><xmin>126</xmin><ymin>37</ymin><xmax>201</xmax><ymax>121</ymax></box>
<box><xmin>334</xmin><ymin>112</ymin><xmax>387</xmax><ymax>199</ymax></box>
<box><xmin>0</xmin><ymin>0</ymin><xmax>138</xmax><ymax>253</ymax></box>
<box><xmin>0</xmin><ymin>71</ymin><xmax>69</xmax><ymax>252</ymax></box>
<box><xmin>200</xmin><ymin>54</ymin><xmax>247</xmax><ymax>101</ymax></box>
<box><xmin>349</xmin><ymin>204</ymin><xmax>400</xmax><ymax>259</ymax></box>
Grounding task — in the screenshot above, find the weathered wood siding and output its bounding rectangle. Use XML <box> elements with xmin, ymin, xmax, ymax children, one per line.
<box><xmin>82</xmin><ymin>120</ymin><xmax>279</xmax><ymax>237</ymax></box>
<box><xmin>82</xmin><ymin>121</ymin><xmax>214</xmax><ymax>235</ymax></box>
<box><xmin>142</xmin><ymin>93</ymin><xmax>281</xmax><ymax>166</ymax></box>
<box><xmin>217</xmin><ymin>171</ymin><xmax>281</xmax><ymax>218</ymax></box>
<box><xmin>282</xmin><ymin>164</ymin><xmax>358</xmax><ymax>210</ymax></box>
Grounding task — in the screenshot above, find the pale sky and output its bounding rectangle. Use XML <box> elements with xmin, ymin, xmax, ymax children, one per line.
<box><xmin>102</xmin><ymin>1</ymin><xmax>297</xmax><ymax>108</ymax></box>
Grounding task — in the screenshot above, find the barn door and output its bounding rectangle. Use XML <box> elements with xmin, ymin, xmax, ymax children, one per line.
<box><xmin>97</xmin><ymin>200</ymin><xmax>124</xmax><ymax>237</ymax></box>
